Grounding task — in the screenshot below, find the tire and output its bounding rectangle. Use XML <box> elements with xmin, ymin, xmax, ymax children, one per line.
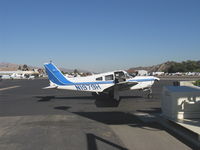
<box><xmin>147</xmin><ymin>93</ymin><xmax>153</xmax><ymax>99</ymax></box>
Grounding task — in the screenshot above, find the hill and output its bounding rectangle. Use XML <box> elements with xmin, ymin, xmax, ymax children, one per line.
<box><xmin>0</xmin><ymin>62</ymin><xmax>40</xmax><ymax>71</ymax></box>
<box><xmin>0</xmin><ymin>62</ymin><xmax>90</xmax><ymax>73</ymax></box>
<box><xmin>0</xmin><ymin>62</ymin><xmax>20</xmax><ymax>71</ymax></box>
<box><xmin>127</xmin><ymin>61</ymin><xmax>174</xmax><ymax>73</ymax></box>
<box><xmin>1</xmin><ymin>60</ymin><xmax>200</xmax><ymax>73</ymax></box>
<box><xmin>128</xmin><ymin>60</ymin><xmax>200</xmax><ymax>73</ymax></box>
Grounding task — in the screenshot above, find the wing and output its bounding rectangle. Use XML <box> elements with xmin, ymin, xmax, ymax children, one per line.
<box><xmin>103</xmin><ymin>81</ymin><xmax>138</xmax><ymax>92</ymax></box>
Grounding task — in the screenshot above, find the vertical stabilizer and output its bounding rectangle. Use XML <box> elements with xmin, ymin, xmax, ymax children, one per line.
<box><xmin>44</xmin><ymin>63</ymin><xmax>72</xmax><ymax>85</ymax></box>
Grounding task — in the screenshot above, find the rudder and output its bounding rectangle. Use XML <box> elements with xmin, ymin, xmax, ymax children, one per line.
<box><xmin>44</xmin><ymin>63</ymin><xmax>72</xmax><ymax>85</ymax></box>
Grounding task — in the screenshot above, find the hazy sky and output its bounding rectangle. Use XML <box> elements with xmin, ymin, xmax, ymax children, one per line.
<box><xmin>0</xmin><ymin>0</ymin><xmax>200</xmax><ymax>72</ymax></box>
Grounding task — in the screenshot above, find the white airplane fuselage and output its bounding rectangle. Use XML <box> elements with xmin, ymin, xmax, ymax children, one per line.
<box><xmin>44</xmin><ymin>63</ymin><xmax>159</xmax><ymax>96</ymax></box>
<box><xmin>51</xmin><ymin>75</ymin><xmax>158</xmax><ymax>92</ymax></box>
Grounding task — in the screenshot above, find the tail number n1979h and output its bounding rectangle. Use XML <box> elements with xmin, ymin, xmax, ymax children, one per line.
<box><xmin>75</xmin><ymin>84</ymin><xmax>101</xmax><ymax>91</ymax></box>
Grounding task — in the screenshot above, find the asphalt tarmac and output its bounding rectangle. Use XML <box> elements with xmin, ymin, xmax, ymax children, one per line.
<box><xmin>0</xmin><ymin>79</ymin><xmax>195</xmax><ymax>150</ymax></box>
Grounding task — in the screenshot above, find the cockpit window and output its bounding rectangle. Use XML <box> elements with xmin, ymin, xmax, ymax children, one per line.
<box><xmin>96</xmin><ymin>77</ymin><xmax>103</xmax><ymax>81</ymax></box>
<box><xmin>125</xmin><ymin>73</ymin><xmax>133</xmax><ymax>79</ymax></box>
<box><xmin>115</xmin><ymin>72</ymin><xmax>125</xmax><ymax>78</ymax></box>
<box><xmin>105</xmin><ymin>74</ymin><xmax>114</xmax><ymax>81</ymax></box>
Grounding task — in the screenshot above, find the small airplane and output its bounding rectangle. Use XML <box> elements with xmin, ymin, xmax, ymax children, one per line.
<box><xmin>10</xmin><ymin>73</ymin><xmax>24</xmax><ymax>79</ymax></box>
<box><xmin>0</xmin><ymin>75</ymin><xmax>11</xmax><ymax>79</ymax></box>
<box><xmin>44</xmin><ymin>62</ymin><xmax>160</xmax><ymax>101</ymax></box>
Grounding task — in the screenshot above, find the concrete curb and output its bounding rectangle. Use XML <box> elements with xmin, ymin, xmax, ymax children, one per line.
<box><xmin>157</xmin><ymin>115</ymin><xmax>200</xmax><ymax>149</ymax></box>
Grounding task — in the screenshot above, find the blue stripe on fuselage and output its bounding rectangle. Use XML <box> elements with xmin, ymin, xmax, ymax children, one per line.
<box><xmin>57</xmin><ymin>78</ymin><xmax>155</xmax><ymax>86</ymax></box>
<box><xmin>58</xmin><ymin>81</ymin><xmax>114</xmax><ymax>86</ymax></box>
<box><xmin>128</xmin><ymin>78</ymin><xmax>155</xmax><ymax>82</ymax></box>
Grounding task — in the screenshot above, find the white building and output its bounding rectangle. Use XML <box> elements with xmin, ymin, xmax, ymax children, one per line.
<box><xmin>136</xmin><ymin>70</ymin><xmax>148</xmax><ymax>76</ymax></box>
<box><xmin>152</xmin><ymin>72</ymin><xmax>165</xmax><ymax>76</ymax></box>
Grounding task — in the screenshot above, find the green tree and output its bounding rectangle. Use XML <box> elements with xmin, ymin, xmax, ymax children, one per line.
<box><xmin>18</xmin><ymin>66</ymin><xmax>22</xmax><ymax>70</ymax></box>
<box><xmin>167</xmin><ymin>60</ymin><xmax>200</xmax><ymax>73</ymax></box>
<box><xmin>22</xmin><ymin>64</ymin><xmax>29</xmax><ymax>71</ymax></box>
<box><xmin>74</xmin><ymin>69</ymin><xmax>79</xmax><ymax>74</ymax></box>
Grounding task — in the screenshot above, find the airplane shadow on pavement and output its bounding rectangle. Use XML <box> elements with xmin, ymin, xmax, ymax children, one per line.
<box><xmin>74</xmin><ymin>111</ymin><xmax>196</xmax><ymax>150</ymax></box>
<box><xmin>35</xmin><ymin>93</ymin><xmax>143</xmax><ymax>107</ymax></box>
<box><xmin>36</xmin><ymin>95</ymin><xmax>120</xmax><ymax>107</ymax></box>
<box><xmin>52</xmin><ymin>107</ymin><xmax>196</xmax><ymax>150</ymax></box>
<box><xmin>34</xmin><ymin>94</ymin><xmax>196</xmax><ymax>149</ymax></box>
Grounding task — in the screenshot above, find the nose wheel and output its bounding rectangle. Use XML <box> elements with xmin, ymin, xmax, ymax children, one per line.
<box><xmin>147</xmin><ymin>88</ymin><xmax>153</xmax><ymax>99</ymax></box>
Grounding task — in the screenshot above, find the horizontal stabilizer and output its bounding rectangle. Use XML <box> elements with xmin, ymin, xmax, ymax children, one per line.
<box><xmin>43</xmin><ymin>86</ymin><xmax>57</xmax><ymax>89</ymax></box>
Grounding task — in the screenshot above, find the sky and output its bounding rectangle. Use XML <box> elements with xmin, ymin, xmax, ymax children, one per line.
<box><xmin>0</xmin><ymin>0</ymin><xmax>200</xmax><ymax>72</ymax></box>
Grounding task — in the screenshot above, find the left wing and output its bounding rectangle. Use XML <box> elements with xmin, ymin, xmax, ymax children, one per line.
<box><xmin>103</xmin><ymin>81</ymin><xmax>138</xmax><ymax>92</ymax></box>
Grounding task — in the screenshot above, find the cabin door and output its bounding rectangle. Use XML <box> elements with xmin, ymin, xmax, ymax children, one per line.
<box><xmin>114</xmin><ymin>71</ymin><xmax>126</xmax><ymax>83</ymax></box>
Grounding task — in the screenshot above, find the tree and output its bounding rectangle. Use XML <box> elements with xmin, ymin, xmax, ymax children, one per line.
<box><xmin>18</xmin><ymin>66</ymin><xmax>22</xmax><ymax>70</ymax></box>
<box><xmin>167</xmin><ymin>60</ymin><xmax>200</xmax><ymax>73</ymax></box>
<box><xmin>22</xmin><ymin>64</ymin><xmax>29</xmax><ymax>71</ymax></box>
<box><xmin>61</xmin><ymin>71</ymin><xmax>65</xmax><ymax>74</ymax></box>
<box><xmin>74</xmin><ymin>69</ymin><xmax>79</xmax><ymax>74</ymax></box>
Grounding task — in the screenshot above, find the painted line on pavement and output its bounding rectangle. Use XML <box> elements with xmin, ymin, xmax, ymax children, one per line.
<box><xmin>0</xmin><ymin>86</ymin><xmax>20</xmax><ymax>91</ymax></box>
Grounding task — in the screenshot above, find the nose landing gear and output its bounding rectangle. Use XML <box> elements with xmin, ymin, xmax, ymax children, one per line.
<box><xmin>147</xmin><ymin>88</ymin><xmax>153</xmax><ymax>99</ymax></box>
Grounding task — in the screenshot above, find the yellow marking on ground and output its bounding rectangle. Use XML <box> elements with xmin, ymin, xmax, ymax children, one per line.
<box><xmin>0</xmin><ymin>86</ymin><xmax>20</xmax><ymax>91</ymax></box>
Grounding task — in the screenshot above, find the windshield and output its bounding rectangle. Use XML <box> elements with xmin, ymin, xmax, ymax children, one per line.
<box><xmin>125</xmin><ymin>73</ymin><xmax>133</xmax><ymax>79</ymax></box>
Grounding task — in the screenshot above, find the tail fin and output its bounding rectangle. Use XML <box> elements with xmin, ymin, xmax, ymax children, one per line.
<box><xmin>44</xmin><ymin>63</ymin><xmax>73</xmax><ymax>85</ymax></box>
